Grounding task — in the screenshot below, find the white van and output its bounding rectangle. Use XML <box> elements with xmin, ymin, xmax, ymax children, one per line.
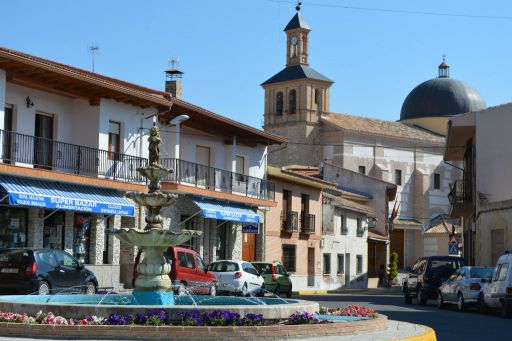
<box><xmin>479</xmin><ymin>251</ymin><xmax>512</xmax><ymax>318</ymax></box>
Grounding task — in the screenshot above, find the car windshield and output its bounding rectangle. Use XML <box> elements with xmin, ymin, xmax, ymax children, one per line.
<box><xmin>252</xmin><ymin>263</ymin><xmax>272</xmax><ymax>275</ymax></box>
<box><xmin>209</xmin><ymin>262</ymin><xmax>239</xmax><ymax>272</ymax></box>
<box><xmin>430</xmin><ymin>259</ymin><xmax>462</xmax><ymax>272</ymax></box>
<box><xmin>0</xmin><ymin>250</ymin><xmax>31</xmax><ymax>264</ymax></box>
<box><xmin>470</xmin><ymin>267</ymin><xmax>494</xmax><ymax>279</ymax></box>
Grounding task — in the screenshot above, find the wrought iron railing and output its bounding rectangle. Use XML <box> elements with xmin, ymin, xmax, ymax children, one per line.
<box><xmin>300</xmin><ymin>212</ymin><xmax>315</xmax><ymax>233</ymax></box>
<box><xmin>0</xmin><ymin>129</ymin><xmax>148</xmax><ymax>183</ymax></box>
<box><xmin>159</xmin><ymin>158</ymin><xmax>275</xmax><ymax>201</ymax></box>
<box><xmin>449</xmin><ymin>179</ymin><xmax>472</xmax><ymax>205</ymax></box>
<box><xmin>281</xmin><ymin>210</ymin><xmax>298</xmax><ymax>232</ymax></box>
<box><xmin>0</xmin><ymin>130</ymin><xmax>276</xmax><ymax>201</ymax></box>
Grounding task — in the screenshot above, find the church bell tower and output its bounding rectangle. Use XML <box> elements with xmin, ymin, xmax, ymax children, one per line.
<box><xmin>285</xmin><ymin>3</ymin><xmax>311</xmax><ymax>66</ymax></box>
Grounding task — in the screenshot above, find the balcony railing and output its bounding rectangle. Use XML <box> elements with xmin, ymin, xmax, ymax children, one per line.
<box><xmin>0</xmin><ymin>129</ymin><xmax>147</xmax><ymax>183</ymax></box>
<box><xmin>300</xmin><ymin>212</ymin><xmax>315</xmax><ymax>234</ymax></box>
<box><xmin>281</xmin><ymin>210</ymin><xmax>298</xmax><ymax>232</ymax></box>
<box><xmin>0</xmin><ymin>130</ymin><xmax>276</xmax><ymax>202</ymax></box>
<box><xmin>449</xmin><ymin>179</ymin><xmax>472</xmax><ymax>205</ymax></box>
<box><xmin>159</xmin><ymin>158</ymin><xmax>275</xmax><ymax>201</ymax></box>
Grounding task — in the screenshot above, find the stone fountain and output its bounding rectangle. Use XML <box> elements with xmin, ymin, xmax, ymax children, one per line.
<box><xmin>110</xmin><ymin>124</ymin><xmax>200</xmax><ymax>305</ymax></box>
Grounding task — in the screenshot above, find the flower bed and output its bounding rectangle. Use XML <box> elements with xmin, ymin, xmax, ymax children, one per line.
<box><xmin>319</xmin><ymin>305</ymin><xmax>378</xmax><ymax>319</ymax></box>
<box><xmin>0</xmin><ymin>305</ymin><xmax>377</xmax><ymax>327</ymax></box>
<box><xmin>0</xmin><ymin>307</ymin><xmax>387</xmax><ymax>340</ymax></box>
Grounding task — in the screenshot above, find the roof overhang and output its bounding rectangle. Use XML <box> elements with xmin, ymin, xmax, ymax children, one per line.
<box><xmin>268</xmin><ymin>166</ymin><xmax>335</xmax><ymax>190</ymax></box>
<box><xmin>0</xmin><ymin>46</ymin><xmax>285</xmax><ymax>146</ymax></box>
<box><xmin>444</xmin><ymin>114</ymin><xmax>476</xmax><ymax>161</ymax></box>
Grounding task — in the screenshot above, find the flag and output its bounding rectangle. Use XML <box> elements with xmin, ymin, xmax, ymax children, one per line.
<box><xmin>388</xmin><ymin>201</ymin><xmax>399</xmax><ymax>232</ymax></box>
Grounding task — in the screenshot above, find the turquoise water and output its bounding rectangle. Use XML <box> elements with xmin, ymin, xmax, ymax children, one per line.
<box><xmin>0</xmin><ymin>294</ymin><xmax>298</xmax><ymax>306</ymax></box>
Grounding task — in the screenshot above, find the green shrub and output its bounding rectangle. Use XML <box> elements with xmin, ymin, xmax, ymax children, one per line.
<box><xmin>387</xmin><ymin>252</ymin><xmax>399</xmax><ymax>280</ymax></box>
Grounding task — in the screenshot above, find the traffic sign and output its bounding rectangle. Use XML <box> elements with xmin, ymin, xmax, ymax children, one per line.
<box><xmin>449</xmin><ymin>235</ymin><xmax>458</xmax><ymax>245</ymax></box>
<box><xmin>448</xmin><ymin>243</ymin><xmax>458</xmax><ymax>255</ymax></box>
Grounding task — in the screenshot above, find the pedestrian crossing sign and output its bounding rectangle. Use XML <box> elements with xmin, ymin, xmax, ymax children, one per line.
<box><xmin>448</xmin><ymin>243</ymin><xmax>458</xmax><ymax>255</ymax></box>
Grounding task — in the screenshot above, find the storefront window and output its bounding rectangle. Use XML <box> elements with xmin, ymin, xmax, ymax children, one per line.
<box><xmin>73</xmin><ymin>213</ymin><xmax>91</xmax><ymax>264</ymax></box>
<box><xmin>43</xmin><ymin>211</ymin><xmax>65</xmax><ymax>250</ymax></box>
<box><xmin>0</xmin><ymin>206</ymin><xmax>28</xmax><ymax>248</ymax></box>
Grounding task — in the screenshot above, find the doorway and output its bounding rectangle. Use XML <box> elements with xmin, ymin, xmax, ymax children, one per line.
<box><xmin>242</xmin><ymin>233</ymin><xmax>256</xmax><ymax>261</ymax></box>
<box><xmin>491</xmin><ymin>229</ymin><xmax>504</xmax><ymax>265</ymax></box>
<box><xmin>307</xmin><ymin>247</ymin><xmax>315</xmax><ymax>287</ymax></box>
<box><xmin>2</xmin><ymin>104</ymin><xmax>13</xmax><ymax>163</ymax></box>
<box><xmin>34</xmin><ymin>113</ymin><xmax>54</xmax><ymax>169</ymax></box>
<box><xmin>345</xmin><ymin>254</ymin><xmax>351</xmax><ymax>288</ymax></box>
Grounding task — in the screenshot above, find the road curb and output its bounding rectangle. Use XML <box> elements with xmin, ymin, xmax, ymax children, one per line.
<box><xmin>293</xmin><ymin>290</ymin><xmax>328</xmax><ymax>295</ymax></box>
<box><xmin>391</xmin><ymin>324</ymin><xmax>437</xmax><ymax>341</ymax></box>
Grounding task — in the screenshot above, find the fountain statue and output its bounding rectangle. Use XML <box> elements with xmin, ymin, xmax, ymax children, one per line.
<box><xmin>110</xmin><ymin>124</ymin><xmax>200</xmax><ymax>305</ymax></box>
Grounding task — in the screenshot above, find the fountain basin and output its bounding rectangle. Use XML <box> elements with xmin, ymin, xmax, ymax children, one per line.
<box><xmin>0</xmin><ymin>294</ymin><xmax>317</xmax><ymax>320</ymax></box>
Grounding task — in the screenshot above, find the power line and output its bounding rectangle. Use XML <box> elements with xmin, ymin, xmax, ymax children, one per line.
<box><xmin>263</xmin><ymin>0</ymin><xmax>512</xmax><ymax>21</ymax></box>
<box><xmin>143</xmin><ymin>127</ymin><xmax>467</xmax><ymax>151</ymax></box>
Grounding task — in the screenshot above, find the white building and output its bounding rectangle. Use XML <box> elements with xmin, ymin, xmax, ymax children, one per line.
<box><xmin>445</xmin><ymin>103</ymin><xmax>512</xmax><ymax>266</ymax></box>
<box><xmin>0</xmin><ymin>46</ymin><xmax>283</xmax><ymax>289</ymax></box>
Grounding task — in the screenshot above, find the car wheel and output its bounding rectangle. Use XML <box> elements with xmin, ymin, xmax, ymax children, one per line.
<box><xmin>275</xmin><ymin>284</ymin><xmax>281</xmax><ymax>296</ymax></box>
<box><xmin>286</xmin><ymin>284</ymin><xmax>292</xmax><ymax>298</ymax></box>
<box><xmin>241</xmin><ymin>283</ymin><xmax>248</xmax><ymax>297</ymax></box>
<box><xmin>209</xmin><ymin>284</ymin><xmax>217</xmax><ymax>297</ymax></box>
<box><xmin>437</xmin><ymin>292</ymin><xmax>445</xmax><ymax>309</ymax></box>
<box><xmin>85</xmin><ymin>281</ymin><xmax>97</xmax><ymax>295</ymax></box>
<box><xmin>37</xmin><ymin>281</ymin><xmax>50</xmax><ymax>295</ymax></box>
<box><xmin>416</xmin><ymin>287</ymin><xmax>427</xmax><ymax>305</ymax></box>
<box><xmin>501</xmin><ymin>300</ymin><xmax>512</xmax><ymax>319</ymax></box>
<box><xmin>477</xmin><ymin>294</ymin><xmax>488</xmax><ymax>314</ymax></box>
<box><xmin>457</xmin><ymin>293</ymin><xmax>465</xmax><ymax>312</ymax></box>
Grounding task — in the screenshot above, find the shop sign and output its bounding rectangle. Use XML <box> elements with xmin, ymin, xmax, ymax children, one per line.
<box><xmin>242</xmin><ymin>223</ymin><xmax>259</xmax><ymax>234</ymax></box>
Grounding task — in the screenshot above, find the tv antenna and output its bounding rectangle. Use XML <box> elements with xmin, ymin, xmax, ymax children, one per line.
<box><xmin>168</xmin><ymin>57</ymin><xmax>180</xmax><ymax>70</ymax></box>
<box><xmin>88</xmin><ymin>44</ymin><xmax>99</xmax><ymax>72</ymax></box>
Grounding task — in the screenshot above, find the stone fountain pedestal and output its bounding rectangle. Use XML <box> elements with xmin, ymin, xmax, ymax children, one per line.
<box><xmin>109</xmin><ymin>125</ymin><xmax>201</xmax><ymax>305</ymax></box>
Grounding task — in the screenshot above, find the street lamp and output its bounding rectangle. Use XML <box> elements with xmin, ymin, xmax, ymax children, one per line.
<box><xmin>170</xmin><ymin>114</ymin><xmax>190</xmax><ymax>159</ymax></box>
<box><xmin>366</xmin><ymin>217</ymin><xmax>378</xmax><ymax>230</ymax></box>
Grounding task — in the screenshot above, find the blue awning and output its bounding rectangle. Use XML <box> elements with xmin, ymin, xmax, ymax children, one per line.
<box><xmin>0</xmin><ymin>175</ymin><xmax>134</xmax><ymax>216</ymax></box>
<box><xmin>193</xmin><ymin>199</ymin><xmax>260</xmax><ymax>224</ymax></box>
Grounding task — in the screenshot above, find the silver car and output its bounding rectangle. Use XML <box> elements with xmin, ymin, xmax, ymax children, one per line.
<box><xmin>437</xmin><ymin>266</ymin><xmax>494</xmax><ymax>311</ymax></box>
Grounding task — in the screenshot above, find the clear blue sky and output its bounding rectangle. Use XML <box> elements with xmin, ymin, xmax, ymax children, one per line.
<box><xmin>2</xmin><ymin>0</ymin><xmax>511</xmax><ymax>129</ymax></box>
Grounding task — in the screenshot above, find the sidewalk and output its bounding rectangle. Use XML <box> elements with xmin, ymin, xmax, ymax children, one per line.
<box><xmin>295</xmin><ymin>286</ymin><xmax>403</xmax><ymax>296</ymax></box>
<box><xmin>293</xmin><ymin>320</ymin><xmax>436</xmax><ymax>341</ymax></box>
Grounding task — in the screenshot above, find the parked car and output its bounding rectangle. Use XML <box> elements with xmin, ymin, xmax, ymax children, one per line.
<box><xmin>479</xmin><ymin>251</ymin><xmax>512</xmax><ymax>318</ymax></box>
<box><xmin>0</xmin><ymin>248</ymin><xmax>97</xmax><ymax>295</ymax></box>
<box><xmin>251</xmin><ymin>261</ymin><xmax>292</xmax><ymax>297</ymax></box>
<box><xmin>208</xmin><ymin>260</ymin><xmax>264</xmax><ymax>296</ymax></box>
<box><xmin>437</xmin><ymin>266</ymin><xmax>494</xmax><ymax>311</ymax></box>
<box><xmin>133</xmin><ymin>247</ymin><xmax>217</xmax><ymax>296</ymax></box>
<box><xmin>403</xmin><ymin>256</ymin><xmax>465</xmax><ymax>305</ymax></box>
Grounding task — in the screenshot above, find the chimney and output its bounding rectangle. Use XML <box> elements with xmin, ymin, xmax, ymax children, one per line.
<box><xmin>165</xmin><ymin>59</ymin><xmax>183</xmax><ymax>99</ymax></box>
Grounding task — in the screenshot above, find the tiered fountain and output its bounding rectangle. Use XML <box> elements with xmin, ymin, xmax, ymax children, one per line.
<box><xmin>109</xmin><ymin>124</ymin><xmax>201</xmax><ymax>305</ymax></box>
<box><xmin>0</xmin><ymin>123</ymin><xmax>317</xmax><ymax>320</ymax></box>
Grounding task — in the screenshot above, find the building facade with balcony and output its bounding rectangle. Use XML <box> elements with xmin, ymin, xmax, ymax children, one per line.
<box><xmin>321</xmin><ymin>189</ymin><xmax>374</xmax><ymax>289</ymax></box>
<box><xmin>0</xmin><ymin>46</ymin><xmax>283</xmax><ymax>289</ymax></box>
<box><xmin>262</xmin><ymin>165</ymin><xmax>331</xmax><ymax>291</ymax></box>
<box><xmin>445</xmin><ymin>103</ymin><xmax>512</xmax><ymax>266</ymax></box>
<box><xmin>261</xmin><ymin>7</ymin><xmax>487</xmax><ymax>273</ymax></box>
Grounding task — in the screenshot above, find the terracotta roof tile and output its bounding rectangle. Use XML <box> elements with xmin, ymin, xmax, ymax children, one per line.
<box><xmin>321</xmin><ymin>112</ymin><xmax>445</xmax><ymax>144</ymax></box>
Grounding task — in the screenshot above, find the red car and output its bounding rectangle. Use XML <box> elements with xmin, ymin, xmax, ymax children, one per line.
<box><xmin>133</xmin><ymin>247</ymin><xmax>217</xmax><ymax>295</ymax></box>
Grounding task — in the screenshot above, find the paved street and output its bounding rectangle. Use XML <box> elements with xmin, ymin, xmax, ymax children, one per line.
<box><xmin>300</xmin><ymin>287</ymin><xmax>511</xmax><ymax>341</ymax></box>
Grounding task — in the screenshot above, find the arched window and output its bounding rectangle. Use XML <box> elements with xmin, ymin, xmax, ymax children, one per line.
<box><xmin>276</xmin><ymin>92</ymin><xmax>283</xmax><ymax>115</ymax></box>
<box><xmin>289</xmin><ymin>89</ymin><xmax>296</xmax><ymax>114</ymax></box>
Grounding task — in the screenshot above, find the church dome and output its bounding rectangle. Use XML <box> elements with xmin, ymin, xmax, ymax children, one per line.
<box><xmin>400</xmin><ymin>60</ymin><xmax>486</xmax><ymax>121</ymax></box>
